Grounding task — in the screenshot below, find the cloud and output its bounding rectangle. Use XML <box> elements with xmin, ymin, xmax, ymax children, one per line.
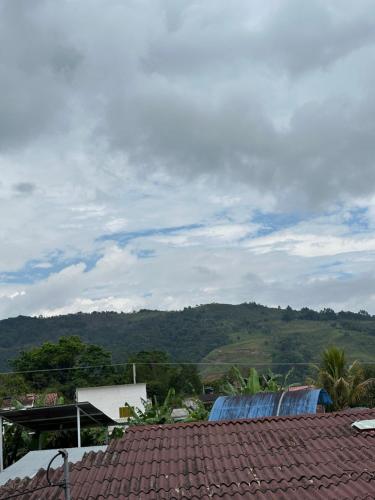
<box><xmin>1</xmin><ymin>0</ymin><xmax>375</xmax><ymax>206</ymax></box>
<box><xmin>2</xmin><ymin>207</ymin><xmax>375</xmax><ymax>318</ymax></box>
<box><xmin>1</xmin><ymin>1</ymin><xmax>375</xmax><ymax>317</ymax></box>
<box><xmin>256</xmin><ymin>0</ymin><xmax>375</xmax><ymax>75</ymax></box>
<box><xmin>12</xmin><ymin>182</ymin><xmax>36</xmax><ymax>195</ymax></box>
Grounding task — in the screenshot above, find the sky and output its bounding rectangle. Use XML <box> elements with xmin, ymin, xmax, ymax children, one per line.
<box><xmin>1</xmin><ymin>0</ymin><xmax>375</xmax><ymax>318</ymax></box>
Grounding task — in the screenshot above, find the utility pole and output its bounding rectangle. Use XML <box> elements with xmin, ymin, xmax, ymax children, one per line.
<box><xmin>59</xmin><ymin>449</ymin><xmax>71</xmax><ymax>500</ymax></box>
<box><xmin>47</xmin><ymin>450</ymin><xmax>71</xmax><ymax>500</ymax></box>
<box><xmin>133</xmin><ymin>363</ymin><xmax>136</xmax><ymax>384</ymax></box>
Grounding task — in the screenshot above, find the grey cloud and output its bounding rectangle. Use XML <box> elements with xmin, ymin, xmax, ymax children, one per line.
<box><xmin>144</xmin><ymin>0</ymin><xmax>375</xmax><ymax>77</ymax></box>
<box><xmin>0</xmin><ymin>0</ymin><xmax>83</xmax><ymax>150</ymax></box>
<box><xmin>257</xmin><ymin>0</ymin><xmax>375</xmax><ymax>75</ymax></box>
<box><xmin>13</xmin><ymin>182</ymin><xmax>36</xmax><ymax>195</ymax></box>
<box><xmin>1</xmin><ymin>0</ymin><xmax>375</xmax><ymax>207</ymax></box>
<box><xmin>104</xmin><ymin>85</ymin><xmax>375</xmax><ymax>207</ymax></box>
<box><xmin>275</xmin><ymin>272</ymin><xmax>375</xmax><ymax>313</ymax></box>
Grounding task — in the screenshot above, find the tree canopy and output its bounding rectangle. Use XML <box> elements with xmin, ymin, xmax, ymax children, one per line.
<box><xmin>125</xmin><ymin>351</ymin><xmax>202</xmax><ymax>401</ymax></box>
<box><xmin>12</xmin><ymin>336</ymin><xmax>120</xmax><ymax>399</ymax></box>
<box><xmin>11</xmin><ymin>338</ymin><xmax>202</xmax><ymax>402</ymax></box>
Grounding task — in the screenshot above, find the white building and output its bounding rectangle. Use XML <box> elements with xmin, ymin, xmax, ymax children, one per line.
<box><xmin>76</xmin><ymin>383</ymin><xmax>147</xmax><ymax>423</ymax></box>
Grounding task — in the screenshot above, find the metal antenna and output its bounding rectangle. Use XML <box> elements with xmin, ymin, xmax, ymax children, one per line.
<box><xmin>46</xmin><ymin>449</ymin><xmax>71</xmax><ymax>500</ymax></box>
<box><xmin>59</xmin><ymin>449</ymin><xmax>71</xmax><ymax>500</ymax></box>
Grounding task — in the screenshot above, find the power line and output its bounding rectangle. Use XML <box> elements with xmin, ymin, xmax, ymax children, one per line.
<box><xmin>2</xmin><ymin>450</ymin><xmax>69</xmax><ymax>499</ymax></box>
<box><xmin>1</xmin><ymin>359</ymin><xmax>375</xmax><ymax>377</ymax></box>
<box><xmin>2</xmin><ymin>483</ymin><xmax>59</xmax><ymax>499</ymax></box>
<box><xmin>0</xmin><ymin>362</ymin><xmax>315</xmax><ymax>376</ymax></box>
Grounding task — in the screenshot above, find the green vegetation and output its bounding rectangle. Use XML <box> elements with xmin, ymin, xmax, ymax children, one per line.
<box><xmin>12</xmin><ymin>336</ymin><xmax>119</xmax><ymax>399</ymax></box>
<box><xmin>1</xmin><ymin>339</ymin><xmax>205</xmax><ymax>465</ymax></box>
<box><xmin>125</xmin><ymin>389</ymin><xmax>208</xmax><ymax>426</ymax></box>
<box><xmin>124</xmin><ymin>351</ymin><xmax>202</xmax><ymax>401</ymax></box>
<box><xmin>9</xmin><ymin>338</ymin><xmax>202</xmax><ymax>403</ymax></box>
<box><xmin>1</xmin><ymin>302</ymin><xmax>375</xmax><ymax>382</ymax></box>
<box><xmin>223</xmin><ymin>366</ymin><xmax>295</xmax><ymax>395</ymax></box>
<box><xmin>1</xmin><ymin>334</ymin><xmax>375</xmax><ymax>465</ymax></box>
<box><xmin>126</xmin><ymin>388</ymin><xmax>175</xmax><ymax>426</ymax></box>
<box><xmin>311</xmin><ymin>346</ymin><xmax>375</xmax><ymax>410</ymax></box>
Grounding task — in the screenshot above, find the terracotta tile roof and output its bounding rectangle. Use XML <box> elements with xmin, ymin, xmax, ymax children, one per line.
<box><xmin>43</xmin><ymin>392</ymin><xmax>58</xmax><ymax>406</ymax></box>
<box><xmin>1</xmin><ymin>392</ymin><xmax>58</xmax><ymax>410</ymax></box>
<box><xmin>2</xmin><ymin>408</ymin><xmax>375</xmax><ymax>499</ymax></box>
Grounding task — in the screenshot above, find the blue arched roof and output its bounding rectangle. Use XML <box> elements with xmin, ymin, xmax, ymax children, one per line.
<box><xmin>208</xmin><ymin>388</ymin><xmax>332</xmax><ymax>421</ymax></box>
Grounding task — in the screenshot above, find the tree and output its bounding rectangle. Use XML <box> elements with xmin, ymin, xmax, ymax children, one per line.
<box><xmin>12</xmin><ymin>336</ymin><xmax>118</xmax><ymax>399</ymax></box>
<box><xmin>299</xmin><ymin>307</ymin><xmax>319</xmax><ymax>320</ymax></box>
<box><xmin>169</xmin><ymin>364</ymin><xmax>202</xmax><ymax>396</ymax></box>
<box><xmin>125</xmin><ymin>389</ymin><xmax>209</xmax><ymax>426</ymax></box>
<box><xmin>281</xmin><ymin>306</ymin><xmax>294</xmax><ymax>322</ymax></box>
<box><xmin>271</xmin><ymin>334</ymin><xmax>312</xmax><ymax>381</ymax></box>
<box><xmin>125</xmin><ymin>351</ymin><xmax>202</xmax><ymax>401</ymax></box>
<box><xmin>319</xmin><ymin>308</ymin><xmax>337</xmax><ymax>320</ymax></box>
<box><xmin>3</xmin><ymin>424</ymin><xmax>32</xmax><ymax>468</ymax></box>
<box><xmin>0</xmin><ymin>374</ymin><xmax>30</xmax><ymax>399</ymax></box>
<box><xmin>358</xmin><ymin>309</ymin><xmax>370</xmax><ymax>317</ymax></box>
<box><xmin>314</xmin><ymin>346</ymin><xmax>375</xmax><ymax>410</ymax></box>
<box><xmin>125</xmin><ymin>389</ymin><xmax>177</xmax><ymax>426</ymax></box>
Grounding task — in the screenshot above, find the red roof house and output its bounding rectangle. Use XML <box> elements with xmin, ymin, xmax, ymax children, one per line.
<box><xmin>1</xmin><ymin>408</ymin><xmax>375</xmax><ymax>499</ymax></box>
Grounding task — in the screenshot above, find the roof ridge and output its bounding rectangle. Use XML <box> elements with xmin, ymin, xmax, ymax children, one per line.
<box><xmin>117</xmin><ymin>423</ymin><xmax>355</xmax><ymax>443</ymax></box>
<box><xmin>122</xmin><ymin>408</ymin><xmax>375</xmax><ymax>435</ymax></box>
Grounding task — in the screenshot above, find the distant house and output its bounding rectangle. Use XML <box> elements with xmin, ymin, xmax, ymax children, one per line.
<box><xmin>1</xmin><ymin>393</ymin><xmax>58</xmax><ymax>410</ymax></box>
<box><xmin>209</xmin><ymin>387</ymin><xmax>332</xmax><ymax>421</ymax></box>
<box><xmin>76</xmin><ymin>383</ymin><xmax>147</xmax><ymax>423</ymax></box>
<box><xmin>2</xmin><ymin>408</ymin><xmax>375</xmax><ymax>498</ymax></box>
<box><xmin>199</xmin><ymin>392</ymin><xmax>219</xmax><ymax>409</ymax></box>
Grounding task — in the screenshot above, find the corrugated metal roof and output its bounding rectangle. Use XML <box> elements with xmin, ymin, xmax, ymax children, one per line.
<box><xmin>1</xmin><ymin>408</ymin><xmax>375</xmax><ymax>499</ymax></box>
<box><xmin>0</xmin><ymin>446</ymin><xmax>107</xmax><ymax>486</ymax></box>
<box><xmin>0</xmin><ymin>402</ymin><xmax>116</xmax><ymax>432</ymax></box>
<box><xmin>208</xmin><ymin>388</ymin><xmax>332</xmax><ymax>421</ymax></box>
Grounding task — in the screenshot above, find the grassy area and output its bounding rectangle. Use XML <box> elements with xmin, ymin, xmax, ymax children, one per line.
<box><xmin>201</xmin><ymin>317</ymin><xmax>375</xmax><ymax>380</ymax></box>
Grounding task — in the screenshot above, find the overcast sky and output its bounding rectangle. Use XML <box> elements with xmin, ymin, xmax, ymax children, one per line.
<box><xmin>1</xmin><ymin>0</ymin><xmax>375</xmax><ymax>318</ymax></box>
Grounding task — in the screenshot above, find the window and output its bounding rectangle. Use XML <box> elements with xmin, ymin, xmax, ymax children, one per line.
<box><xmin>119</xmin><ymin>406</ymin><xmax>134</xmax><ymax>418</ymax></box>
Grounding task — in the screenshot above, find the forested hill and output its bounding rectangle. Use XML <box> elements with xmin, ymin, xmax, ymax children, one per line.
<box><xmin>1</xmin><ymin>303</ymin><xmax>375</xmax><ymax>374</ymax></box>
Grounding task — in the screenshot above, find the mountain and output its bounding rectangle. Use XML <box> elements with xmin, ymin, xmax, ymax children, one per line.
<box><xmin>1</xmin><ymin>303</ymin><xmax>375</xmax><ymax>379</ymax></box>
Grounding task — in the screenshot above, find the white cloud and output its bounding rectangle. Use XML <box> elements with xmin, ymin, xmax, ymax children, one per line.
<box><xmin>1</xmin><ymin>1</ymin><xmax>375</xmax><ymax>317</ymax></box>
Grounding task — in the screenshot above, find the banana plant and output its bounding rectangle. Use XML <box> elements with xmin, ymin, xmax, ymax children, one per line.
<box><xmin>223</xmin><ymin>366</ymin><xmax>297</xmax><ymax>395</ymax></box>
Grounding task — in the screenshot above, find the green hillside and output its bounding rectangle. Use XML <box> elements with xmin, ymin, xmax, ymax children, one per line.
<box><xmin>1</xmin><ymin>303</ymin><xmax>375</xmax><ymax>379</ymax></box>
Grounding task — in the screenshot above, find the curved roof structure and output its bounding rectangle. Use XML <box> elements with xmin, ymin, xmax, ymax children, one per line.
<box><xmin>208</xmin><ymin>388</ymin><xmax>332</xmax><ymax>421</ymax></box>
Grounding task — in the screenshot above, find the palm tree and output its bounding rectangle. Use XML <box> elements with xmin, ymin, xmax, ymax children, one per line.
<box><xmin>316</xmin><ymin>346</ymin><xmax>375</xmax><ymax>411</ymax></box>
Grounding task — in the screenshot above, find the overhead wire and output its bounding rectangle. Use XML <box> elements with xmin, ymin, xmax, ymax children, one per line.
<box><xmin>1</xmin><ymin>450</ymin><xmax>69</xmax><ymax>499</ymax></box>
<box><xmin>1</xmin><ymin>359</ymin><xmax>375</xmax><ymax>377</ymax></box>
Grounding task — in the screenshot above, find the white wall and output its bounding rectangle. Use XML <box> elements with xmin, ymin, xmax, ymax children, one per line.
<box><xmin>76</xmin><ymin>383</ymin><xmax>147</xmax><ymax>422</ymax></box>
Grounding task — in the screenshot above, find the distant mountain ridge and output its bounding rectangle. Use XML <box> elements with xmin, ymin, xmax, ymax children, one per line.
<box><xmin>1</xmin><ymin>303</ymin><xmax>375</xmax><ymax>375</ymax></box>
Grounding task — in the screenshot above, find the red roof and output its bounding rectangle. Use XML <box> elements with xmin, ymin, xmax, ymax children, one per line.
<box><xmin>2</xmin><ymin>408</ymin><xmax>375</xmax><ymax>499</ymax></box>
<box><xmin>43</xmin><ymin>392</ymin><xmax>58</xmax><ymax>406</ymax></box>
<box><xmin>1</xmin><ymin>392</ymin><xmax>59</xmax><ymax>410</ymax></box>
